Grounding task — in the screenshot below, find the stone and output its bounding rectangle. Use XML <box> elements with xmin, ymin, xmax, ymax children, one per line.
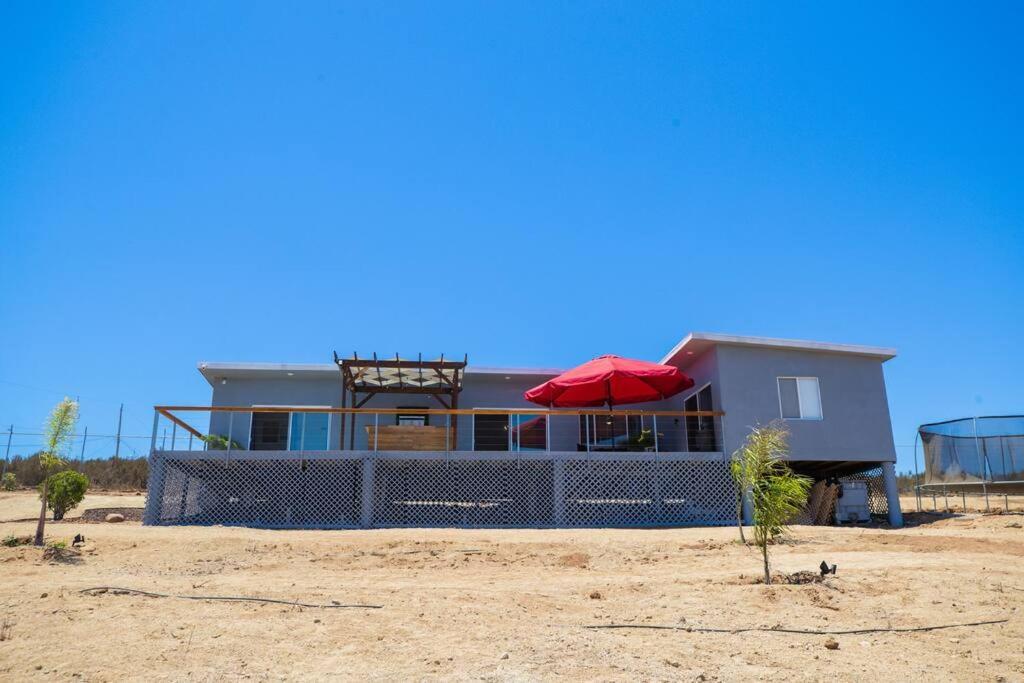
<box><xmin>105</xmin><ymin>513</ymin><xmax>125</xmax><ymax>523</ymax></box>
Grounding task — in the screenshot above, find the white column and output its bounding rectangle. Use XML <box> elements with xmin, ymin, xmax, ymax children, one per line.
<box><xmin>360</xmin><ymin>458</ymin><xmax>375</xmax><ymax>528</ymax></box>
<box><xmin>552</xmin><ymin>458</ymin><xmax>566</xmax><ymax>527</ymax></box>
<box><xmin>882</xmin><ymin>461</ymin><xmax>903</xmax><ymax>527</ymax></box>
<box><xmin>741</xmin><ymin>486</ymin><xmax>753</xmax><ymax>525</ymax></box>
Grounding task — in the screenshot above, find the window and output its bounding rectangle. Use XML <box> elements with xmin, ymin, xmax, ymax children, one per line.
<box><xmin>578</xmin><ymin>414</ymin><xmax>642</xmax><ymax>450</ymax></box>
<box><xmin>250</xmin><ymin>412</ymin><xmax>289</xmax><ymax>450</ymax></box>
<box><xmin>289</xmin><ymin>413</ymin><xmax>329</xmax><ymax>450</ymax></box>
<box><xmin>251</xmin><ymin>408</ymin><xmax>331</xmax><ymax>451</ymax></box>
<box><xmin>474</xmin><ymin>414</ymin><xmax>510</xmax><ymax>451</ymax></box>
<box><xmin>396</xmin><ymin>407</ymin><xmax>429</xmax><ymax>427</ymax></box>
<box><xmin>778</xmin><ymin>377</ymin><xmax>822</xmax><ymax>420</ymax></box>
<box><xmin>684</xmin><ymin>384</ymin><xmax>717</xmax><ymax>452</ymax></box>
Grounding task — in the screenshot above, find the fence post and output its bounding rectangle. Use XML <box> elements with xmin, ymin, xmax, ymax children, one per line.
<box><xmin>913</xmin><ymin>431</ymin><xmax>922</xmax><ymax>512</ymax></box>
<box><xmin>143</xmin><ymin>409</ymin><xmax>162</xmax><ymax>526</ymax></box>
<box><xmin>150</xmin><ymin>410</ymin><xmax>159</xmax><ymax>454</ymax></box>
<box><xmin>1</xmin><ymin>424</ymin><xmax>10</xmax><ymax>478</ymax></box>
<box><xmin>974</xmin><ymin>417</ymin><xmax>990</xmax><ymax>512</ymax></box>
<box><xmin>652</xmin><ymin>415</ymin><xmax>659</xmax><ymax>453</ymax></box>
<box><xmin>553</xmin><ymin>456</ymin><xmax>566</xmax><ymax>527</ymax></box>
<box><xmin>373</xmin><ymin>414</ymin><xmax>379</xmax><ymax>453</ymax></box>
<box><xmin>115</xmin><ymin>403</ymin><xmax>123</xmax><ymax>460</ymax></box>
<box><xmin>79</xmin><ymin>426</ymin><xmax>87</xmax><ymax>469</ymax></box>
<box><xmin>360</xmin><ymin>457</ymin><xmax>375</xmax><ymax>528</ymax></box>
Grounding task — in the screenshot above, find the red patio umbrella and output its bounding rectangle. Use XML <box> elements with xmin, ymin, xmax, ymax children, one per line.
<box><xmin>523</xmin><ymin>355</ymin><xmax>694</xmax><ymax>408</ymax></box>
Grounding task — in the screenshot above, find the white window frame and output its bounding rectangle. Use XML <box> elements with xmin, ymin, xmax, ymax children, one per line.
<box><xmin>776</xmin><ymin>377</ymin><xmax>823</xmax><ymax>421</ymax></box>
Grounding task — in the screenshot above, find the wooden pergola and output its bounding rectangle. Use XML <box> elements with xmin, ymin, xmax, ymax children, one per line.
<box><xmin>334</xmin><ymin>352</ymin><xmax>468</xmax><ymax>449</ymax></box>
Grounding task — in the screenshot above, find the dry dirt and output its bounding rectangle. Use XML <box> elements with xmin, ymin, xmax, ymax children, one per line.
<box><xmin>902</xmin><ymin>493</ymin><xmax>1024</xmax><ymax>514</ymax></box>
<box><xmin>1</xmin><ymin>492</ymin><xmax>1023</xmax><ymax>681</ymax></box>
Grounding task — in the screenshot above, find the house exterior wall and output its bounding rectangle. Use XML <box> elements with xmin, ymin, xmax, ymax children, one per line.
<box><xmin>201</xmin><ymin>343</ymin><xmax>896</xmax><ymax>465</ymax></box>
<box><xmin>207</xmin><ymin>370</ymin><xmax>683</xmax><ymax>452</ymax></box>
<box><xmin>711</xmin><ymin>345</ymin><xmax>897</xmax><ymax>463</ymax></box>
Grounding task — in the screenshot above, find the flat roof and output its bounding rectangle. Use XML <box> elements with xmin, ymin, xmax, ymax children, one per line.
<box><xmin>198</xmin><ymin>332</ymin><xmax>895</xmax><ymax>385</ymax></box>
<box><xmin>197</xmin><ymin>361</ymin><xmax>564</xmax><ymax>385</ymax></box>
<box><xmin>660</xmin><ymin>332</ymin><xmax>897</xmax><ymax>367</ymax></box>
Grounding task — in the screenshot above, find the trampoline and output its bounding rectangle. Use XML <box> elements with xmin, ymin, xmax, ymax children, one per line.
<box><xmin>917</xmin><ymin>415</ymin><xmax>1024</xmax><ymax>494</ymax></box>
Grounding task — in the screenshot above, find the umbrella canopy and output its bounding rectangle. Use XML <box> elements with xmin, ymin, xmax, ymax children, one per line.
<box><xmin>524</xmin><ymin>355</ymin><xmax>694</xmax><ymax>408</ymax></box>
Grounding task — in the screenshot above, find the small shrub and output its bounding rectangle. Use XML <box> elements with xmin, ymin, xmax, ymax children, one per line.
<box><xmin>40</xmin><ymin>470</ymin><xmax>89</xmax><ymax>521</ymax></box>
<box><xmin>2</xmin><ymin>535</ymin><xmax>31</xmax><ymax>547</ymax></box>
<box><xmin>1</xmin><ymin>472</ymin><xmax>15</xmax><ymax>491</ymax></box>
<box><xmin>201</xmin><ymin>434</ymin><xmax>242</xmax><ymax>450</ymax></box>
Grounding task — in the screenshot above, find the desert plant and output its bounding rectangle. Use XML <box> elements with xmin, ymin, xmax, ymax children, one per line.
<box><xmin>1</xmin><ymin>472</ymin><xmax>15</xmax><ymax>491</ymax></box>
<box><xmin>732</xmin><ymin>423</ymin><xmax>812</xmax><ymax>584</ymax></box>
<box><xmin>40</xmin><ymin>470</ymin><xmax>89</xmax><ymax>520</ymax></box>
<box><xmin>34</xmin><ymin>398</ymin><xmax>79</xmax><ymax>546</ymax></box>
<box><xmin>201</xmin><ymin>434</ymin><xmax>242</xmax><ymax>450</ymax></box>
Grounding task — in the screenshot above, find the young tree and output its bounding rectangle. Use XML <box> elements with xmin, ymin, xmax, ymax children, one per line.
<box><xmin>41</xmin><ymin>470</ymin><xmax>90</xmax><ymax>520</ymax></box>
<box><xmin>34</xmin><ymin>398</ymin><xmax>79</xmax><ymax>545</ymax></box>
<box><xmin>733</xmin><ymin>423</ymin><xmax>812</xmax><ymax>584</ymax></box>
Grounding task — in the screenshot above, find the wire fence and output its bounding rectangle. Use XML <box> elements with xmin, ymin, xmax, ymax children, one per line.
<box><xmin>145</xmin><ymin>450</ymin><xmax>736</xmax><ymax>529</ymax></box>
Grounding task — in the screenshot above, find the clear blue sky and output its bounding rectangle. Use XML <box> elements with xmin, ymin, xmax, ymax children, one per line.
<box><xmin>1</xmin><ymin>2</ymin><xmax>1022</xmax><ymax>471</ymax></box>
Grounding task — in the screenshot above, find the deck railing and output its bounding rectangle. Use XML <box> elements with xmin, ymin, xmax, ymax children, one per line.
<box><xmin>151</xmin><ymin>405</ymin><xmax>725</xmax><ymax>455</ymax></box>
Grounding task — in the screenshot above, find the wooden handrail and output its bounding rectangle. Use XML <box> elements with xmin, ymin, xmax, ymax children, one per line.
<box><xmin>155</xmin><ymin>405</ymin><xmax>724</xmax><ymax>417</ymax></box>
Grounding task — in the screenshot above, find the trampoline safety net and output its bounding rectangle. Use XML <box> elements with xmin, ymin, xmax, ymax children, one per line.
<box><xmin>919</xmin><ymin>416</ymin><xmax>1024</xmax><ymax>489</ymax></box>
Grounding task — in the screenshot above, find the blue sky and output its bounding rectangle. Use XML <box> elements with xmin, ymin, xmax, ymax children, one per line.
<box><xmin>1</xmin><ymin>2</ymin><xmax>1021</xmax><ymax>471</ymax></box>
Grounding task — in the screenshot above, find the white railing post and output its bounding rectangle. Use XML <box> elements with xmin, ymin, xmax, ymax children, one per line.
<box><xmin>545</xmin><ymin>413</ymin><xmax>551</xmax><ymax>453</ymax></box>
<box><xmin>227</xmin><ymin>412</ymin><xmax>234</xmax><ymax>460</ymax></box>
<box><xmin>150</xmin><ymin>410</ymin><xmax>160</xmax><ymax>454</ymax></box>
<box><xmin>374</xmin><ymin>414</ymin><xmax>379</xmax><ymax>453</ymax></box>
<box><xmin>446</xmin><ymin>414</ymin><xmax>451</xmax><ymax>453</ymax></box>
<box><xmin>652</xmin><ymin>415</ymin><xmax>659</xmax><ymax>453</ymax></box>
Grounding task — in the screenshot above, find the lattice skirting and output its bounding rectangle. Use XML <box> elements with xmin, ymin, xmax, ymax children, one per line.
<box><xmin>839</xmin><ymin>465</ymin><xmax>889</xmax><ymax>518</ymax></box>
<box><xmin>144</xmin><ymin>451</ymin><xmax>736</xmax><ymax>529</ymax></box>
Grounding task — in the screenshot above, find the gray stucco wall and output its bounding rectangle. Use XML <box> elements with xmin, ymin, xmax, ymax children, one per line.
<box><xmin>711</xmin><ymin>345</ymin><xmax>897</xmax><ymax>463</ymax></box>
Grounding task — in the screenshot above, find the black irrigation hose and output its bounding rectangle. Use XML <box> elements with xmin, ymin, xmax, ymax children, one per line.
<box><xmin>584</xmin><ymin>618</ymin><xmax>1008</xmax><ymax>636</ymax></box>
<box><xmin>79</xmin><ymin>586</ymin><xmax>383</xmax><ymax>609</ymax></box>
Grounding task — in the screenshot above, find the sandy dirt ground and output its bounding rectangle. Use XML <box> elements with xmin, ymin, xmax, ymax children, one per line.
<box><xmin>0</xmin><ymin>491</ymin><xmax>145</xmax><ymax>523</ymax></box>
<box><xmin>902</xmin><ymin>493</ymin><xmax>1024</xmax><ymax>514</ymax></box>
<box><xmin>1</xmin><ymin>492</ymin><xmax>1023</xmax><ymax>681</ymax></box>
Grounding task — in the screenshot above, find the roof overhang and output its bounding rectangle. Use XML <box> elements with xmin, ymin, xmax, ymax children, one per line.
<box><xmin>660</xmin><ymin>332</ymin><xmax>897</xmax><ymax>368</ymax></box>
<box><xmin>197</xmin><ymin>361</ymin><xmax>562</xmax><ymax>386</ymax></box>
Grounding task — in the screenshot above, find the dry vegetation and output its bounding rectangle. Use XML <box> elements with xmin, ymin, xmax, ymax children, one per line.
<box><xmin>1</xmin><ymin>491</ymin><xmax>1023</xmax><ymax>680</ymax></box>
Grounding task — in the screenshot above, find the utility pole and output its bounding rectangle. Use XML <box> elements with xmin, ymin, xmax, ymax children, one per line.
<box><xmin>80</xmin><ymin>426</ymin><xmax>88</xmax><ymax>469</ymax></box>
<box><xmin>2</xmin><ymin>425</ymin><xmax>11</xmax><ymax>478</ymax></box>
<box><xmin>114</xmin><ymin>403</ymin><xmax>123</xmax><ymax>460</ymax></box>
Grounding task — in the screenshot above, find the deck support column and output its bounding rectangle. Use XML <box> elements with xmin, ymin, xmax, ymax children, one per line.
<box><xmin>741</xmin><ymin>485</ymin><xmax>753</xmax><ymax>525</ymax></box>
<box><xmin>552</xmin><ymin>458</ymin><xmax>566</xmax><ymax>527</ymax></box>
<box><xmin>882</xmin><ymin>461</ymin><xmax>903</xmax><ymax>527</ymax></box>
<box><xmin>360</xmin><ymin>457</ymin><xmax>375</xmax><ymax>528</ymax></box>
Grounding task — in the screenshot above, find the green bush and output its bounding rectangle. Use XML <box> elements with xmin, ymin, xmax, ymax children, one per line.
<box><xmin>1</xmin><ymin>472</ymin><xmax>15</xmax><ymax>491</ymax></box>
<box><xmin>201</xmin><ymin>434</ymin><xmax>242</xmax><ymax>450</ymax></box>
<box><xmin>40</xmin><ymin>470</ymin><xmax>90</xmax><ymax>521</ymax></box>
